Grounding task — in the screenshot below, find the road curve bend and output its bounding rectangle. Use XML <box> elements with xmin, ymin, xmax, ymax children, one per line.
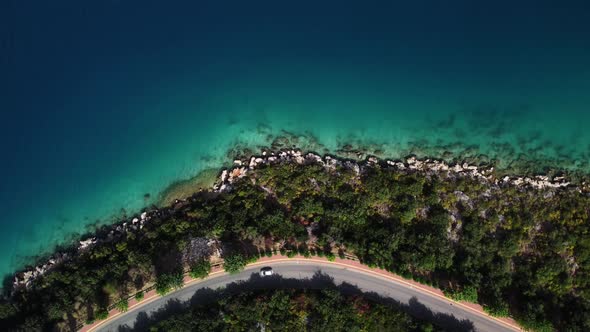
<box><xmin>92</xmin><ymin>260</ymin><xmax>520</xmax><ymax>332</ymax></box>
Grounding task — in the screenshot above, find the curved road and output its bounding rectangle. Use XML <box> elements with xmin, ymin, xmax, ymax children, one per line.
<box><xmin>94</xmin><ymin>261</ymin><xmax>518</xmax><ymax>332</ymax></box>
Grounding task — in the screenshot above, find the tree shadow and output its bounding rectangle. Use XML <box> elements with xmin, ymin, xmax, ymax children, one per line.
<box><xmin>117</xmin><ymin>271</ymin><xmax>475</xmax><ymax>332</ymax></box>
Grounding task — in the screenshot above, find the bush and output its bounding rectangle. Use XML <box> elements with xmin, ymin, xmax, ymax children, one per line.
<box><xmin>0</xmin><ymin>303</ymin><xmax>16</xmax><ymax>320</ymax></box>
<box><xmin>316</xmin><ymin>250</ymin><xmax>325</xmax><ymax>257</ymax></box>
<box><xmin>135</xmin><ymin>291</ymin><xmax>144</xmax><ymax>302</ymax></box>
<box><xmin>156</xmin><ymin>272</ymin><xmax>184</xmax><ymax>296</ymax></box>
<box><xmin>115</xmin><ymin>299</ymin><xmax>129</xmax><ymax>313</ymax></box>
<box><xmin>95</xmin><ymin>308</ymin><xmax>109</xmax><ymax>320</ymax></box>
<box><xmin>265</xmin><ymin>250</ymin><xmax>273</xmax><ymax>257</ymax></box>
<box><xmin>85</xmin><ymin>318</ymin><xmax>95</xmax><ymax>325</ymax></box>
<box><xmin>189</xmin><ymin>259</ymin><xmax>211</xmax><ymax>279</ymax></box>
<box><xmin>224</xmin><ymin>254</ymin><xmax>247</xmax><ymax>274</ymax></box>
<box><xmin>445</xmin><ymin>286</ymin><xmax>478</xmax><ymax>303</ymax></box>
<box><xmin>246</xmin><ymin>255</ymin><xmax>258</xmax><ymax>264</ymax></box>
<box><xmin>286</xmin><ymin>251</ymin><xmax>296</xmax><ymax>258</ymax></box>
<box><xmin>280</xmin><ymin>248</ymin><xmax>286</xmax><ymax>256</ymax></box>
<box><xmin>484</xmin><ymin>302</ymin><xmax>510</xmax><ymax>317</ymax></box>
<box><xmin>326</xmin><ymin>252</ymin><xmax>336</xmax><ymax>262</ymax></box>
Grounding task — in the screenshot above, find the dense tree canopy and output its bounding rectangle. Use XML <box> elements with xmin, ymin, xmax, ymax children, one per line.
<box><xmin>2</xmin><ymin>158</ymin><xmax>589</xmax><ymax>331</ymax></box>
<box><xmin>151</xmin><ymin>289</ymin><xmax>440</xmax><ymax>332</ymax></box>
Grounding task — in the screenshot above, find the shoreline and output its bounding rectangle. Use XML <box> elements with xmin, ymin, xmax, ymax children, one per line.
<box><xmin>5</xmin><ymin>147</ymin><xmax>589</xmax><ymax>294</ymax></box>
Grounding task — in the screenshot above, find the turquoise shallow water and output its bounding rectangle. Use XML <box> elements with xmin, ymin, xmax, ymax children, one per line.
<box><xmin>2</xmin><ymin>1</ymin><xmax>590</xmax><ymax>279</ymax></box>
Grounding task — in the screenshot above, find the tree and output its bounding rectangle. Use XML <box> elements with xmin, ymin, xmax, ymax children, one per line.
<box><xmin>115</xmin><ymin>299</ymin><xmax>129</xmax><ymax>312</ymax></box>
<box><xmin>155</xmin><ymin>272</ymin><xmax>184</xmax><ymax>296</ymax></box>
<box><xmin>223</xmin><ymin>254</ymin><xmax>247</xmax><ymax>274</ymax></box>
<box><xmin>189</xmin><ymin>259</ymin><xmax>211</xmax><ymax>279</ymax></box>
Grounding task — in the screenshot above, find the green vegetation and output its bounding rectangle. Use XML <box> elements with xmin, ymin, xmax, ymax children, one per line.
<box><xmin>114</xmin><ymin>299</ymin><xmax>128</xmax><ymax>313</ymax></box>
<box><xmin>445</xmin><ymin>286</ymin><xmax>478</xmax><ymax>303</ymax></box>
<box><xmin>135</xmin><ymin>291</ymin><xmax>144</xmax><ymax>302</ymax></box>
<box><xmin>223</xmin><ymin>254</ymin><xmax>247</xmax><ymax>274</ymax></box>
<box><xmin>94</xmin><ymin>308</ymin><xmax>108</xmax><ymax>321</ymax></box>
<box><xmin>188</xmin><ymin>259</ymin><xmax>211</xmax><ymax>279</ymax></box>
<box><xmin>2</xmin><ymin>159</ymin><xmax>590</xmax><ymax>331</ymax></box>
<box><xmin>155</xmin><ymin>272</ymin><xmax>184</xmax><ymax>296</ymax></box>
<box><xmin>150</xmin><ymin>289</ymin><xmax>441</xmax><ymax>332</ymax></box>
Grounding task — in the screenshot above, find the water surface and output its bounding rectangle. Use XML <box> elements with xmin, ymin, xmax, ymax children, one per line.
<box><xmin>2</xmin><ymin>1</ymin><xmax>590</xmax><ymax>278</ymax></box>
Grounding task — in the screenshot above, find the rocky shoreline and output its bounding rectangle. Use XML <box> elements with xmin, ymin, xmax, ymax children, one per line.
<box><xmin>8</xmin><ymin>148</ymin><xmax>589</xmax><ymax>293</ymax></box>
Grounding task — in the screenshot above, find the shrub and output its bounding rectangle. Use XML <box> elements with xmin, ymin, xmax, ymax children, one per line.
<box><xmin>265</xmin><ymin>250</ymin><xmax>273</xmax><ymax>257</ymax></box>
<box><xmin>95</xmin><ymin>308</ymin><xmax>109</xmax><ymax>320</ymax></box>
<box><xmin>299</xmin><ymin>245</ymin><xmax>311</xmax><ymax>255</ymax></box>
<box><xmin>189</xmin><ymin>259</ymin><xmax>211</xmax><ymax>279</ymax></box>
<box><xmin>445</xmin><ymin>286</ymin><xmax>478</xmax><ymax>303</ymax></box>
<box><xmin>326</xmin><ymin>252</ymin><xmax>336</xmax><ymax>262</ymax></box>
<box><xmin>484</xmin><ymin>302</ymin><xmax>510</xmax><ymax>317</ymax></box>
<box><xmin>115</xmin><ymin>299</ymin><xmax>129</xmax><ymax>313</ymax></box>
<box><xmin>0</xmin><ymin>303</ymin><xmax>16</xmax><ymax>320</ymax></box>
<box><xmin>280</xmin><ymin>248</ymin><xmax>286</xmax><ymax>256</ymax></box>
<box><xmin>286</xmin><ymin>251</ymin><xmax>296</xmax><ymax>258</ymax></box>
<box><xmin>156</xmin><ymin>272</ymin><xmax>184</xmax><ymax>296</ymax></box>
<box><xmin>224</xmin><ymin>254</ymin><xmax>247</xmax><ymax>274</ymax></box>
<box><xmin>135</xmin><ymin>291</ymin><xmax>144</xmax><ymax>302</ymax></box>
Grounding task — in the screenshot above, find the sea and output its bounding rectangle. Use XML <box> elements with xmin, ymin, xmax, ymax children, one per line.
<box><xmin>1</xmin><ymin>0</ymin><xmax>589</xmax><ymax>280</ymax></box>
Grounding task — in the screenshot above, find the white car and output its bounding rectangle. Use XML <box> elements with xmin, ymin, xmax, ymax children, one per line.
<box><xmin>260</xmin><ymin>267</ymin><xmax>274</xmax><ymax>277</ymax></box>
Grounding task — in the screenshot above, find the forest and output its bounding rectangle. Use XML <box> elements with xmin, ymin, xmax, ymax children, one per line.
<box><xmin>1</xmin><ymin>157</ymin><xmax>589</xmax><ymax>331</ymax></box>
<box><xmin>148</xmin><ymin>289</ymin><xmax>442</xmax><ymax>332</ymax></box>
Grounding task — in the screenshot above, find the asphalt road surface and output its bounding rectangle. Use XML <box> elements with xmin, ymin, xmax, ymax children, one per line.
<box><xmin>97</xmin><ymin>261</ymin><xmax>516</xmax><ymax>332</ymax></box>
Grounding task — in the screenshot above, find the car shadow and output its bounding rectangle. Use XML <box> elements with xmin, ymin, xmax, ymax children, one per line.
<box><xmin>117</xmin><ymin>271</ymin><xmax>475</xmax><ymax>332</ymax></box>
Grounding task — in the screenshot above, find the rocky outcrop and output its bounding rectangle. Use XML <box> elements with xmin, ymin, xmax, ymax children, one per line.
<box><xmin>216</xmin><ymin>149</ymin><xmax>576</xmax><ymax>193</ymax></box>
<box><xmin>12</xmin><ymin>209</ymin><xmax>158</xmax><ymax>290</ymax></box>
<box><xmin>11</xmin><ymin>147</ymin><xmax>582</xmax><ymax>292</ymax></box>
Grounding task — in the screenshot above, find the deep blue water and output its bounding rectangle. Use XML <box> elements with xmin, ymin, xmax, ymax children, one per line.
<box><xmin>1</xmin><ymin>1</ymin><xmax>590</xmax><ymax>278</ymax></box>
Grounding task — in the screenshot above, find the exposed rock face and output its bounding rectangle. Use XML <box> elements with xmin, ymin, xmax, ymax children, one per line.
<box><xmin>12</xmin><ymin>147</ymin><xmax>583</xmax><ymax>291</ymax></box>
<box><xmin>183</xmin><ymin>237</ymin><xmax>213</xmax><ymax>265</ymax></box>
<box><xmin>219</xmin><ymin>149</ymin><xmax>576</xmax><ymax>194</ymax></box>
